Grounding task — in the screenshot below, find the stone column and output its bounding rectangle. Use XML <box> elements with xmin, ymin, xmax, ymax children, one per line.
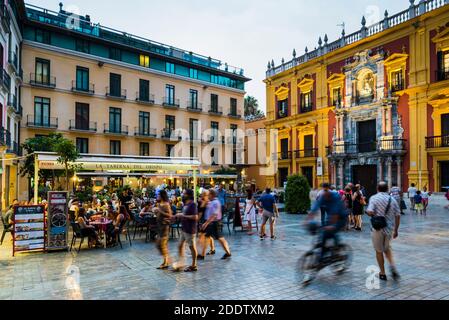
<box><xmin>340</xmin><ymin>115</ymin><xmax>345</xmax><ymax>141</ymax></box>
<box><xmin>379</xmin><ymin>158</ymin><xmax>384</xmax><ymax>182</ymax></box>
<box><xmin>387</xmin><ymin>106</ymin><xmax>393</xmax><ymax>136</ymax></box>
<box><xmin>387</xmin><ymin>157</ymin><xmax>393</xmax><ymax>190</ymax></box>
<box><xmin>338</xmin><ymin>160</ymin><xmax>344</xmax><ymax>189</ymax></box>
<box><xmin>397</xmin><ymin>159</ymin><xmax>402</xmax><ymax>191</ymax></box>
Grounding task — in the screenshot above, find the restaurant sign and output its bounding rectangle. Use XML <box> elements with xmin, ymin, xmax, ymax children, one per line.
<box><xmin>13</xmin><ymin>205</ymin><xmax>46</xmax><ymax>256</ymax></box>
<box><xmin>47</xmin><ymin>192</ymin><xmax>69</xmax><ymax>251</ymax></box>
<box><xmin>38</xmin><ymin>161</ymin><xmax>194</xmax><ymax>171</ymax></box>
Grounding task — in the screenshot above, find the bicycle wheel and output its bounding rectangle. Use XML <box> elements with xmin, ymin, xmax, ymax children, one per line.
<box><xmin>331</xmin><ymin>244</ymin><xmax>353</xmax><ymax>275</ymax></box>
<box><xmin>297</xmin><ymin>251</ymin><xmax>319</xmax><ymax>285</ymax></box>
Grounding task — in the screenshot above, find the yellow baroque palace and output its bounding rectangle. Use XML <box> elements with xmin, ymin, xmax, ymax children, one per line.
<box><xmin>264</xmin><ymin>0</ymin><xmax>449</xmax><ymax>195</ymax></box>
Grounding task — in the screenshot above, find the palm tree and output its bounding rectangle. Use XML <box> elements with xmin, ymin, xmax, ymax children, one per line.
<box><xmin>244</xmin><ymin>96</ymin><xmax>264</xmax><ymax>118</ymax></box>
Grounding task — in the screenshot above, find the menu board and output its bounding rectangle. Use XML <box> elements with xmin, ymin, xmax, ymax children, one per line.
<box><xmin>13</xmin><ymin>205</ymin><xmax>46</xmax><ymax>256</ymax></box>
<box><xmin>47</xmin><ymin>192</ymin><xmax>69</xmax><ymax>251</ymax></box>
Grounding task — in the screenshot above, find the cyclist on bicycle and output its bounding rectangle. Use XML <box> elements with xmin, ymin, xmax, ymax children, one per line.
<box><xmin>308</xmin><ymin>183</ymin><xmax>348</xmax><ymax>264</ymax></box>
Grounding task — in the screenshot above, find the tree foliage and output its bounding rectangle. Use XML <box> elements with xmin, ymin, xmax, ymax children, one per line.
<box><xmin>54</xmin><ymin>137</ymin><xmax>81</xmax><ymax>190</ymax></box>
<box><xmin>244</xmin><ymin>96</ymin><xmax>264</xmax><ymax>118</ymax></box>
<box><xmin>285</xmin><ymin>175</ymin><xmax>311</xmax><ymax>214</ymax></box>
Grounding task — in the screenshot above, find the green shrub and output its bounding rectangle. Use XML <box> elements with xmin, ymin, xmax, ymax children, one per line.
<box><xmin>285</xmin><ymin>175</ymin><xmax>311</xmax><ymax>214</ymax></box>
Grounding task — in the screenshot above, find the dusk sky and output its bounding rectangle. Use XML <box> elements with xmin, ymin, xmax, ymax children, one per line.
<box><xmin>30</xmin><ymin>0</ymin><xmax>409</xmax><ymax>112</ymax></box>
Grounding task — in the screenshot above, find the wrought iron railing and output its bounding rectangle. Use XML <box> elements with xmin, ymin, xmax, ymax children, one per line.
<box><xmin>104</xmin><ymin>124</ymin><xmax>128</xmax><ymax>135</ymax></box>
<box><xmin>106</xmin><ymin>87</ymin><xmax>126</xmax><ymax>99</ymax></box>
<box><xmin>69</xmin><ymin>120</ymin><xmax>97</xmax><ymax>132</ymax></box>
<box><xmin>426</xmin><ymin>135</ymin><xmax>449</xmax><ymax>149</ymax></box>
<box><xmin>30</xmin><ymin>73</ymin><xmax>56</xmax><ymax>87</ymax></box>
<box><xmin>26</xmin><ymin>115</ymin><xmax>58</xmax><ymax>128</ymax></box>
<box><xmin>72</xmin><ymin>80</ymin><xmax>95</xmax><ymax>94</ymax></box>
<box><xmin>136</xmin><ymin>92</ymin><xmax>155</xmax><ymax>104</ymax></box>
<box><xmin>135</xmin><ymin>127</ymin><xmax>157</xmax><ymax>138</ymax></box>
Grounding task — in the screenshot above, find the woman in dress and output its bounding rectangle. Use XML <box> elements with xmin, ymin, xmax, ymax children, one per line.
<box><xmin>244</xmin><ymin>189</ymin><xmax>257</xmax><ymax>235</ymax></box>
<box><xmin>352</xmin><ymin>185</ymin><xmax>364</xmax><ymax>231</ymax></box>
<box><xmin>77</xmin><ymin>208</ymin><xmax>101</xmax><ymax>248</ymax></box>
<box><xmin>106</xmin><ymin>205</ymin><xmax>126</xmax><ymax>247</ymax></box>
<box><xmin>342</xmin><ymin>187</ymin><xmax>353</xmax><ymax>231</ymax></box>
<box><xmin>153</xmin><ymin>190</ymin><xmax>173</xmax><ymax>269</ymax></box>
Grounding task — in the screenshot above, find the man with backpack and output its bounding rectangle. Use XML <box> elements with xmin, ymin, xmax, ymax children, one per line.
<box><xmin>367</xmin><ymin>182</ymin><xmax>401</xmax><ymax>282</ymax></box>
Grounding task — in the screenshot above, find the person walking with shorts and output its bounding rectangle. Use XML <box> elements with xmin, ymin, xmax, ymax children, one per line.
<box><xmin>198</xmin><ymin>189</ymin><xmax>232</xmax><ymax>260</ymax></box>
<box><xmin>367</xmin><ymin>182</ymin><xmax>401</xmax><ymax>282</ymax></box>
<box><xmin>408</xmin><ymin>183</ymin><xmax>418</xmax><ymax>212</ymax></box>
<box><xmin>258</xmin><ymin>188</ymin><xmax>278</xmax><ymax>241</ymax></box>
<box><xmin>174</xmin><ymin>189</ymin><xmax>199</xmax><ymax>272</ymax></box>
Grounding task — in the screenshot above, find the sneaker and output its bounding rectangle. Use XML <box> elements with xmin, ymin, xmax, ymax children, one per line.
<box><xmin>221</xmin><ymin>253</ymin><xmax>232</xmax><ymax>260</ymax></box>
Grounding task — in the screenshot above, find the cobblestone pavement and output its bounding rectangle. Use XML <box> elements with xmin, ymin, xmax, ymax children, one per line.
<box><xmin>1</xmin><ymin>196</ymin><xmax>449</xmax><ymax>300</ymax></box>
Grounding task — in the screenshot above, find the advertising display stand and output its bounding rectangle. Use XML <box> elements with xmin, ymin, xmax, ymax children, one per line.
<box><xmin>47</xmin><ymin>192</ymin><xmax>69</xmax><ymax>251</ymax></box>
<box><xmin>13</xmin><ymin>205</ymin><xmax>46</xmax><ymax>257</ymax></box>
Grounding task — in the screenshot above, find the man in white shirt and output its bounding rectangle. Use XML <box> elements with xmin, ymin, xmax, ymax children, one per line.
<box><xmin>407</xmin><ymin>183</ymin><xmax>418</xmax><ymax>211</ymax></box>
<box><xmin>367</xmin><ymin>182</ymin><xmax>401</xmax><ymax>282</ymax></box>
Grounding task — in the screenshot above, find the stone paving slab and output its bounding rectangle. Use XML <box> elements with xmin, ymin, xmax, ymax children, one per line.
<box><xmin>1</xmin><ymin>196</ymin><xmax>449</xmax><ymax>300</ymax></box>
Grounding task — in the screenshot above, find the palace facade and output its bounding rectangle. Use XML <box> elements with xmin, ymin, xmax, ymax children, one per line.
<box><xmin>265</xmin><ymin>0</ymin><xmax>449</xmax><ymax>195</ymax></box>
<box><xmin>1</xmin><ymin>1</ymin><xmax>250</xmax><ymax>201</ymax></box>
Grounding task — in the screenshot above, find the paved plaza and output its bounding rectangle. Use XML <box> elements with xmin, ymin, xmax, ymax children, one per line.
<box><xmin>1</xmin><ymin>197</ymin><xmax>449</xmax><ymax>300</ymax></box>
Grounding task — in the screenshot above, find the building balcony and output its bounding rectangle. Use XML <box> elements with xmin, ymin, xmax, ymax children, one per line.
<box><xmin>8</xmin><ymin>51</ymin><xmax>18</xmax><ymax>72</ymax></box>
<box><xmin>106</xmin><ymin>87</ymin><xmax>127</xmax><ymax>100</ymax></box>
<box><xmin>295</xmin><ymin>148</ymin><xmax>318</xmax><ymax>159</ymax></box>
<box><xmin>327</xmin><ymin>139</ymin><xmax>407</xmax><ymax>157</ymax></box>
<box><xmin>135</xmin><ymin>92</ymin><xmax>155</xmax><ymax>105</ymax></box>
<box><xmin>161</xmin><ymin>129</ymin><xmax>182</xmax><ymax>141</ymax></box>
<box><xmin>227</xmin><ymin>110</ymin><xmax>242</xmax><ymax>119</ymax></box>
<box><xmin>7</xmin><ymin>141</ymin><xmax>21</xmax><ymax>156</ymax></box>
<box><xmin>274</xmin><ymin>151</ymin><xmax>292</xmax><ymax>161</ymax></box>
<box><xmin>134</xmin><ymin>127</ymin><xmax>157</xmax><ymax>138</ymax></box>
<box><xmin>26</xmin><ymin>115</ymin><xmax>58</xmax><ymax>129</ymax></box>
<box><xmin>103</xmin><ymin>124</ymin><xmax>128</xmax><ymax>135</ymax></box>
<box><xmin>30</xmin><ymin>73</ymin><xmax>56</xmax><ymax>88</ymax></box>
<box><xmin>187</xmin><ymin>102</ymin><xmax>203</xmax><ymax>112</ymax></box>
<box><xmin>72</xmin><ymin>81</ymin><xmax>95</xmax><ymax>95</ymax></box>
<box><xmin>0</xmin><ymin>128</ymin><xmax>11</xmax><ymax>147</ymax></box>
<box><xmin>69</xmin><ymin>120</ymin><xmax>97</xmax><ymax>132</ymax></box>
<box><xmin>162</xmin><ymin>97</ymin><xmax>180</xmax><ymax>108</ymax></box>
<box><xmin>300</xmin><ymin>105</ymin><xmax>313</xmax><ymax>114</ymax></box>
<box><xmin>436</xmin><ymin>70</ymin><xmax>449</xmax><ymax>82</ymax></box>
<box><xmin>1</xmin><ymin>69</ymin><xmax>11</xmax><ymax>92</ymax></box>
<box><xmin>390</xmin><ymin>80</ymin><xmax>405</xmax><ymax>93</ymax></box>
<box><xmin>208</xmin><ymin>106</ymin><xmax>223</xmax><ymax>116</ymax></box>
<box><xmin>7</xmin><ymin>94</ymin><xmax>17</xmax><ymax>110</ymax></box>
<box><xmin>15</xmin><ymin>104</ymin><xmax>23</xmax><ymax>117</ymax></box>
<box><xmin>0</xmin><ymin>5</ymin><xmax>11</xmax><ymax>33</ymax></box>
<box><xmin>426</xmin><ymin>135</ymin><xmax>449</xmax><ymax>149</ymax></box>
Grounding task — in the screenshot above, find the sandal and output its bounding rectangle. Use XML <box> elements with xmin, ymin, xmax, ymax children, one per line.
<box><xmin>157</xmin><ymin>264</ymin><xmax>170</xmax><ymax>270</ymax></box>
<box><xmin>184</xmin><ymin>266</ymin><xmax>198</xmax><ymax>272</ymax></box>
<box><xmin>207</xmin><ymin>250</ymin><xmax>216</xmax><ymax>256</ymax></box>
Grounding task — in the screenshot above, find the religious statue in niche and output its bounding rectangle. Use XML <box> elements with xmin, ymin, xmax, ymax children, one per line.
<box><xmin>359</xmin><ymin>72</ymin><xmax>375</xmax><ymax>97</ymax></box>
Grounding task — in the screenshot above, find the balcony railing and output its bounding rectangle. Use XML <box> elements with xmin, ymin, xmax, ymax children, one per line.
<box><xmin>327</xmin><ymin>139</ymin><xmax>407</xmax><ymax>156</ymax></box>
<box><xmin>26</xmin><ymin>115</ymin><xmax>58</xmax><ymax>129</ymax></box>
<box><xmin>275</xmin><ymin>151</ymin><xmax>292</xmax><ymax>161</ymax></box>
<box><xmin>8</xmin><ymin>51</ymin><xmax>18</xmax><ymax>71</ymax></box>
<box><xmin>426</xmin><ymin>135</ymin><xmax>449</xmax><ymax>149</ymax></box>
<box><xmin>300</xmin><ymin>104</ymin><xmax>313</xmax><ymax>114</ymax></box>
<box><xmin>0</xmin><ymin>128</ymin><xmax>11</xmax><ymax>147</ymax></box>
<box><xmin>1</xmin><ymin>69</ymin><xmax>11</xmax><ymax>92</ymax></box>
<box><xmin>187</xmin><ymin>102</ymin><xmax>203</xmax><ymax>112</ymax></box>
<box><xmin>436</xmin><ymin>70</ymin><xmax>449</xmax><ymax>82</ymax></box>
<box><xmin>69</xmin><ymin>120</ymin><xmax>97</xmax><ymax>132</ymax></box>
<box><xmin>30</xmin><ymin>73</ymin><xmax>56</xmax><ymax>88</ymax></box>
<box><xmin>15</xmin><ymin>104</ymin><xmax>23</xmax><ymax>117</ymax></box>
<box><xmin>106</xmin><ymin>87</ymin><xmax>127</xmax><ymax>99</ymax></box>
<box><xmin>295</xmin><ymin>148</ymin><xmax>318</xmax><ymax>158</ymax></box>
<box><xmin>7</xmin><ymin>94</ymin><xmax>17</xmax><ymax>109</ymax></box>
<box><xmin>209</xmin><ymin>106</ymin><xmax>223</xmax><ymax>115</ymax></box>
<box><xmin>390</xmin><ymin>79</ymin><xmax>405</xmax><ymax>93</ymax></box>
<box><xmin>228</xmin><ymin>109</ymin><xmax>242</xmax><ymax>119</ymax></box>
<box><xmin>161</xmin><ymin>128</ymin><xmax>182</xmax><ymax>140</ymax></box>
<box><xmin>7</xmin><ymin>142</ymin><xmax>21</xmax><ymax>156</ymax></box>
<box><xmin>135</xmin><ymin>127</ymin><xmax>157</xmax><ymax>138</ymax></box>
<box><xmin>136</xmin><ymin>92</ymin><xmax>155</xmax><ymax>104</ymax></box>
<box><xmin>162</xmin><ymin>97</ymin><xmax>180</xmax><ymax>108</ymax></box>
<box><xmin>72</xmin><ymin>81</ymin><xmax>95</xmax><ymax>94</ymax></box>
<box><xmin>104</xmin><ymin>124</ymin><xmax>128</xmax><ymax>135</ymax></box>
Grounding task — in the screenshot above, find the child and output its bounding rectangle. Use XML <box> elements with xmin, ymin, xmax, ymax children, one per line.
<box><xmin>414</xmin><ymin>191</ymin><xmax>424</xmax><ymax>215</ymax></box>
<box><xmin>421</xmin><ymin>187</ymin><xmax>431</xmax><ymax>216</ymax></box>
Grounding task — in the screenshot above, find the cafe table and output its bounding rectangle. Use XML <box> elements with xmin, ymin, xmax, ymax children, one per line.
<box><xmin>90</xmin><ymin>219</ymin><xmax>112</xmax><ymax>248</ymax></box>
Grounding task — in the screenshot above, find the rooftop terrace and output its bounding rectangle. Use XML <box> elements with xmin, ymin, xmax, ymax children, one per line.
<box><xmin>266</xmin><ymin>0</ymin><xmax>449</xmax><ymax>78</ymax></box>
<box><xmin>25</xmin><ymin>2</ymin><xmax>246</xmax><ymax>78</ymax></box>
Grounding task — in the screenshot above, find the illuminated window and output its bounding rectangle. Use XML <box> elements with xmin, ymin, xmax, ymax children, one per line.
<box><xmin>332</xmin><ymin>88</ymin><xmax>342</xmax><ymax>107</ymax></box>
<box><xmin>139</xmin><ymin>54</ymin><xmax>150</xmax><ymax>68</ymax></box>
<box><xmin>391</xmin><ymin>70</ymin><xmax>404</xmax><ymax>92</ymax></box>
